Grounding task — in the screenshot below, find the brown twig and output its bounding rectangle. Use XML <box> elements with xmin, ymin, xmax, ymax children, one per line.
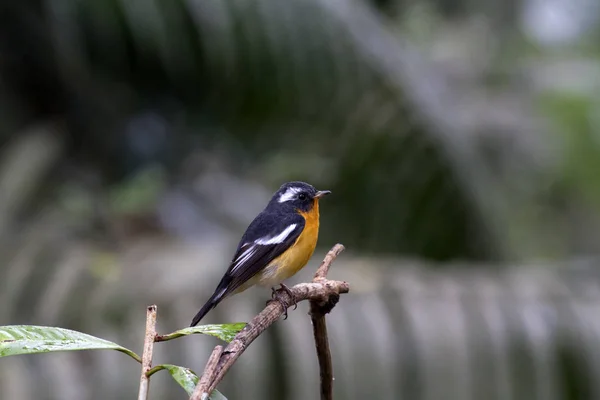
<box><xmin>190</xmin><ymin>345</ymin><xmax>223</xmax><ymax>400</ymax></box>
<box><xmin>310</xmin><ymin>243</ymin><xmax>345</xmax><ymax>400</ymax></box>
<box><xmin>314</xmin><ymin>244</ymin><xmax>345</xmax><ymax>281</ymax></box>
<box><xmin>190</xmin><ymin>244</ymin><xmax>348</xmax><ymax>398</ymax></box>
<box><xmin>138</xmin><ymin>305</ymin><xmax>158</xmax><ymax>400</ymax></box>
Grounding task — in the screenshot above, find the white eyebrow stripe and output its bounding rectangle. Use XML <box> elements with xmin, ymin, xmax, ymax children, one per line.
<box><xmin>255</xmin><ymin>224</ymin><xmax>297</xmax><ymax>245</ymax></box>
<box><xmin>278</xmin><ymin>187</ymin><xmax>302</xmax><ymax>203</ymax></box>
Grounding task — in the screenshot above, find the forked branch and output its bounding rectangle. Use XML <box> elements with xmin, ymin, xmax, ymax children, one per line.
<box><xmin>310</xmin><ymin>244</ymin><xmax>345</xmax><ymax>400</ymax></box>
<box><xmin>190</xmin><ymin>244</ymin><xmax>348</xmax><ymax>400</ymax></box>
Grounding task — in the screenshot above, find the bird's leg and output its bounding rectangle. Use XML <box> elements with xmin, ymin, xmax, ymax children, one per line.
<box><xmin>279</xmin><ymin>283</ymin><xmax>297</xmax><ymax>311</ymax></box>
<box><xmin>267</xmin><ymin>284</ymin><xmax>296</xmax><ymax>319</ymax></box>
<box><xmin>267</xmin><ymin>287</ymin><xmax>290</xmax><ymax>319</ymax></box>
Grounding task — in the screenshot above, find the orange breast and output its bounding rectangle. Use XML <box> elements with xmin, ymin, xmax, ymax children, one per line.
<box><xmin>255</xmin><ymin>199</ymin><xmax>321</xmax><ymax>287</ymax></box>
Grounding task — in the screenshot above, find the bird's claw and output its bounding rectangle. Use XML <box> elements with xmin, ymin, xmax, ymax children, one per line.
<box><xmin>279</xmin><ymin>283</ymin><xmax>297</xmax><ymax>310</ymax></box>
<box><xmin>267</xmin><ymin>284</ymin><xmax>297</xmax><ymax>319</ymax></box>
<box><xmin>266</xmin><ymin>295</ymin><xmax>290</xmax><ymax>319</ymax></box>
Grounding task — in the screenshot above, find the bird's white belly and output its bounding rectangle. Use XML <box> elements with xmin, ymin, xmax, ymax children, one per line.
<box><xmin>232</xmin><ymin>261</ymin><xmax>292</xmax><ymax>293</ymax></box>
<box><xmin>255</xmin><ymin>262</ymin><xmax>291</xmax><ymax>287</ymax></box>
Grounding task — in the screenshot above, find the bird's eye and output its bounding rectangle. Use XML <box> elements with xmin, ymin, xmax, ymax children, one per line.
<box><xmin>298</xmin><ymin>193</ymin><xmax>307</xmax><ymax>201</ymax></box>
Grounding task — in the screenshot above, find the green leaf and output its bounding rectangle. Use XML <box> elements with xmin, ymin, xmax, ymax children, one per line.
<box><xmin>0</xmin><ymin>325</ymin><xmax>141</xmax><ymax>362</ymax></box>
<box><xmin>159</xmin><ymin>364</ymin><xmax>198</xmax><ymax>395</ymax></box>
<box><xmin>209</xmin><ymin>389</ymin><xmax>228</xmax><ymax>400</ymax></box>
<box><xmin>157</xmin><ymin>364</ymin><xmax>228</xmax><ymax>399</ymax></box>
<box><xmin>156</xmin><ymin>323</ymin><xmax>245</xmax><ymax>343</ymax></box>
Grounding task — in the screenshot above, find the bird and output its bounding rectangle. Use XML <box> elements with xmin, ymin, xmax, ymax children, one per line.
<box><xmin>190</xmin><ymin>181</ymin><xmax>331</xmax><ymax>327</ymax></box>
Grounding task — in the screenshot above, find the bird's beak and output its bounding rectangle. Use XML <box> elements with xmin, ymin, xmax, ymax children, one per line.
<box><xmin>314</xmin><ymin>190</ymin><xmax>331</xmax><ymax>199</ymax></box>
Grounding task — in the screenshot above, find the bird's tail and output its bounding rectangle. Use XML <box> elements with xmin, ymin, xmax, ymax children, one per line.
<box><xmin>190</xmin><ymin>288</ymin><xmax>226</xmax><ymax>327</ymax></box>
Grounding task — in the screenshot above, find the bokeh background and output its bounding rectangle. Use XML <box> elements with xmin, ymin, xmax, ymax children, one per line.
<box><xmin>1</xmin><ymin>0</ymin><xmax>600</xmax><ymax>399</ymax></box>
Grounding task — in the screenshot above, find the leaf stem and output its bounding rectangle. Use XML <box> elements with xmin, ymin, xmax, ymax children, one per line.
<box><xmin>117</xmin><ymin>348</ymin><xmax>143</xmax><ymax>363</ymax></box>
<box><xmin>154</xmin><ymin>332</ymin><xmax>184</xmax><ymax>342</ymax></box>
<box><xmin>145</xmin><ymin>364</ymin><xmax>166</xmax><ymax>378</ymax></box>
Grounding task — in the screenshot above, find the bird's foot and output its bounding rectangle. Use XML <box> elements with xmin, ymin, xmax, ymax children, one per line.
<box><xmin>279</xmin><ymin>283</ymin><xmax>297</xmax><ymax>311</ymax></box>
<box><xmin>266</xmin><ymin>284</ymin><xmax>297</xmax><ymax>320</ymax></box>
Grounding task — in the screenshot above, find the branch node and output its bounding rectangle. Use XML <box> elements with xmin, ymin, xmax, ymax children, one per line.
<box><xmin>311</xmin><ymin>292</ymin><xmax>340</xmax><ymax>316</ymax></box>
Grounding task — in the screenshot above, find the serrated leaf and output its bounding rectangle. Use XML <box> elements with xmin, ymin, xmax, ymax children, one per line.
<box><xmin>157</xmin><ymin>323</ymin><xmax>245</xmax><ymax>343</ymax></box>
<box><xmin>0</xmin><ymin>325</ymin><xmax>141</xmax><ymax>362</ymax></box>
<box><xmin>158</xmin><ymin>364</ymin><xmax>227</xmax><ymax>399</ymax></box>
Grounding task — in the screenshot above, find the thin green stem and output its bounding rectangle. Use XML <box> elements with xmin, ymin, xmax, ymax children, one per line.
<box><xmin>118</xmin><ymin>348</ymin><xmax>142</xmax><ymax>363</ymax></box>
<box><xmin>154</xmin><ymin>332</ymin><xmax>185</xmax><ymax>342</ymax></box>
<box><xmin>145</xmin><ymin>364</ymin><xmax>167</xmax><ymax>378</ymax></box>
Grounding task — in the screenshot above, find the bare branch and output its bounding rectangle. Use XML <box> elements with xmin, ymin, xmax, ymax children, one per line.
<box><xmin>138</xmin><ymin>305</ymin><xmax>158</xmax><ymax>400</ymax></box>
<box><xmin>189</xmin><ymin>244</ymin><xmax>348</xmax><ymax>398</ymax></box>
<box><xmin>310</xmin><ymin>303</ymin><xmax>334</xmax><ymax>400</ymax></box>
<box><xmin>191</xmin><ymin>345</ymin><xmax>223</xmax><ymax>400</ymax></box>
<box><xmin>313</xmin><ymin>243</ymin><xmax>345</xmax><ymax>281</ymax></box>
<box><xmin>309</xmin><ymin>244</ymin><xmax>346</xmax><ymax>400</ymax></box>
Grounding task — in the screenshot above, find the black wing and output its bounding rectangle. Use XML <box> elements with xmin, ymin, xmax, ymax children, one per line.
<box><xmin>224</xmin><ymin>211</ymin><xmax>305</xmax><ymax>292</ymax></box>
<box><xmin>190</xmin><ymin>211</ymin><xmax>304</xmax><ymax>326</ymax></box>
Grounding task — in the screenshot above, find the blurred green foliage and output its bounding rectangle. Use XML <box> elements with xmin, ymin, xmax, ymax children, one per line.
<box><xmin>1</xmin><ymin>0</ymin><xmax>519</xmax><ymax>262</ymax></box>
<box><xmin>541</xmin><ymin>92</ymin><xmax>600</xmax><ymax>207</ymax></box>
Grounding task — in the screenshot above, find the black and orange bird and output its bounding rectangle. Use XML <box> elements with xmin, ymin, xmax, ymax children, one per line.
<box><xmin>190</xmin><ymin>181</ymin><xmax>331</xmax><ymax>326</ymax></box>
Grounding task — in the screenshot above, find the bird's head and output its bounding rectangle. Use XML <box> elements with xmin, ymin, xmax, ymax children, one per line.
<box><xmin>270</xmin><ymin>181</ymin><xmax>331</xmax><ymax>213</ymax></box>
